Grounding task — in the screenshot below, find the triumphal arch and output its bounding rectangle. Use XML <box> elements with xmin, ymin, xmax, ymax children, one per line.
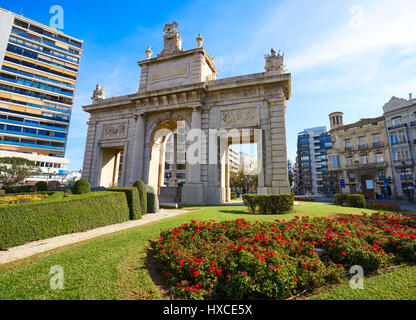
<box><xmin>81</xmin><ymin>22</ymin><xmax>291</xmax><ymax>205</ymax></box>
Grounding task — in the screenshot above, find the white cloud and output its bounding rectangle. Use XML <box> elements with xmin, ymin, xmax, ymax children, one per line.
<box><xmin>286</xmin><ymin>0</ymin><xmax>416</xmax><ymax>71</ymax></box>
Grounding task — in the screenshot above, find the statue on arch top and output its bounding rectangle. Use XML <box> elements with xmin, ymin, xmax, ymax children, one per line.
<box><xmin>264</xmin><ymin>48</ymin><xmax>285</xmax><ymax>74</ymax></box>
<box><xmin>158</xmin><ymin>21</ymin><xmax>184</xmax><ymax>57</ymax></box>
<box><xmin>91</xmin><ymin>84</ymin><xmax>106</xmax><ymax>103</ymax></box>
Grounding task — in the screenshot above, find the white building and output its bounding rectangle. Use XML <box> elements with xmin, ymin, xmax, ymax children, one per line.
<box><xmin>0</xmin><ymin>149</ymin><xmax>69</xmax><ymax>184</ymax></box>
<box><xmin>383</xmin><ymin>95</ymin><xmax>416</xmax><ymax>199</ymax></box>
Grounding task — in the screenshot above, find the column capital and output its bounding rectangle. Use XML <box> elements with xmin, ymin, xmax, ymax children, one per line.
<box><xmin>134</xmin><ymin>111</ymin><xmax>146</xmax><ymax>121</ymax></box>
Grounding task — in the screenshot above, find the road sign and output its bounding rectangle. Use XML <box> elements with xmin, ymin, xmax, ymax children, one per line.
<box><xmin>340</xmin><ymin>179</ymin><xmax>345</xmax><ymax>188</ymax></box>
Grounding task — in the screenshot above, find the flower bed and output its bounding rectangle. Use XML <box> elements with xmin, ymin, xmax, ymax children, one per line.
<box><xmin>294</xmin><ymin>197</ymin><xmax>316</xmax><ymax>202</ymax></box>
<box><xmin>0</xmin><ymin>193</ymin><xmax>48</xmax><ymax>205</ymax></box>
<box><xmin>155</xmin><ymin>213</ymin><xmax>416</xmax><ymax>300</ymax></box>
<box><xmin>367</xmin><ymin>202</ymin><xmax>403</xmax><ymax>212</ymax></box>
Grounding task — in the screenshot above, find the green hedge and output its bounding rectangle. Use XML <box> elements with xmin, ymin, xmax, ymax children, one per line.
<box><xmin>0</xmin><ymin>189</ymin><xmax>5</xmax><ymax>196</ymax></box>
<box><xmin>333</xmin><ymin>193</ymin><xmax>366</xmax><ymax>208</ymax></box>
<box><xmin>333</xmin><ymin>194</ymin><xmax>347</xmax><ymax>205</ymax></box>
<box><xmin>0</xmin><ymin>191</ymin><xmax>130</xmax><ymax>249</ymax></box>
<box><xmin>242</xmin><ymin>194</ymin><xmax>294</xmax><ymax>214</ymax></box>
<box><xmin>146</xmin><ymin>185</ymin><xmax>159</xmax><ymax>213</ymax></box>
<box><xmin>3</xmin><ymin>185</ymin><xmax>33</xmax><ymax>194</ymax></box>
<box><xmin>346</xmin><ymin>194</ymin><xmax>366</xmax><ymax>208</ymax></box>
<box><xmin>133</xmin><ymin>180</ymin><xmax>147</xmax><ymax>214</ymax></box>
<box><xmin>242</xmin><ymin>194</ymin><xmax>258</xmax><ymax>213</ymax></box>
<box><xmin>34</xmin><ymin>181</ymin><xmax>48</xmax><ymax>192</ymax></box>
<box><xmin>108</xmin><ymin>187</ymin><xmax>141</xmax><ymax>220</ymax></box>
<box><xmin>73</xmin><ymin>179</ymin><xmax>90</xmax><ymax>194</ymax></box>
<box><xmin>231</xmin><ymin>192</ymin><xmax>237</xmax><ymax>200</ymax></box>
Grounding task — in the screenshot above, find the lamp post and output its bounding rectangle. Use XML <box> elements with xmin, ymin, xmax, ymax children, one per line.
<box><xmin>400</xmin><ymin>162</ymin><xmax>413</xmax><ymax>202</ymax></box>
<box><xmin>61</xmin><ymin>169</ymin><xmax>82</xmax><ymax>185</ymax></box>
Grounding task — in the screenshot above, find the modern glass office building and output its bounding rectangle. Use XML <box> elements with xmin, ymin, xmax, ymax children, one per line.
<box><xmin>0</xmin><ymin>8</ymin><xmax>82</xmax><ymax>181</ymax></box>
<box><xmin>296</xmin><ymin>126</ymin><xmax>332</xmax><ymax>195</ymax></box>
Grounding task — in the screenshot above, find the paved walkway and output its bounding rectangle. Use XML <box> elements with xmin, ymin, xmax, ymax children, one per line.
<box><xmin>0</xmin><ymin>208</ymin><xmax>194</xmax><ymax>265</ymax></box>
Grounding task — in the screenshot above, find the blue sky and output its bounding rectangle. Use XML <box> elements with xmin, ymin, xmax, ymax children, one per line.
<box><xmin>1</xmin><ymin>0</ymin><xmax>416</xmax><ymax>170</ymax></box>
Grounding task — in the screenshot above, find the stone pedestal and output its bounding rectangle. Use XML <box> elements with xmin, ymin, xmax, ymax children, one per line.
<box><xmin>181</xmin><ymin>182</ymin><xmax>204</xmax><ymax>204</ymax></box>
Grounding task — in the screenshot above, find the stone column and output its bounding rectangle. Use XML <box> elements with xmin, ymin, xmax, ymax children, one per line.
<box><xmin>168</xmin><ymin>133</ymin><xmax>178</xmax><ymax>186</ymax></box>
<box><xmin>268</xmin><ymin>91</ymin><xmax>290</xmax><ymax>194</ymax></box>
<box><xmin>182</xmin><ymin>106</ymin><xmax>204</xmax><ymax>204</ymax></box>
<box><xmin>132</xmin><ymin>113</ymin><xmax>146</xmax><ymax>183</ymax></box>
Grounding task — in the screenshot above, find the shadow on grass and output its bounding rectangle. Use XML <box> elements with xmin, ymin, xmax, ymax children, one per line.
<box><xmin>145</xmin><ymin>241</ymin><xmax>174</xmax><ymax>300</ymax></box>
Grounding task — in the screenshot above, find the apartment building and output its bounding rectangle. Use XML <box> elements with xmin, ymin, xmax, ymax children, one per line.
<box><xmin>327</xmin><ymin>112</ymin><xmax>394</xmax><ymax>199</ymax></box>
<box><xmin>383</xmin><ymin>95</ymin><xmax>416</xmax><ymax>200</ymax></box>
<box><xmin>0</xmin><ymin>8</ymin><xmax>82</xmax><ymax>183</ymax></box>
<box><xmin>296</xmin><ymin>126</ymin><xmax>332</xmax><ymax>195</ymax></box>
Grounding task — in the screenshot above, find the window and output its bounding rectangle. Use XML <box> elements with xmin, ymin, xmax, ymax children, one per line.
<box><xmin>346</xmin><ymin>156</ymin><xmax>353</xmax><ymax>166</ymax></box>
<box><xmin>378</xmin><ymin>170</ymin><xmax>386</xmax><ymax>180</ymax></box>
<box><xmin>376</xmin><ymin>153</ymin><xmax>384</xmax><ymax>163</ymax></box>
<box><xmin>390</xmin><ymin>131</ymin><xmax>406</xmax><ymax>145</ymax></box>
<box><xmin>358</xmin><ymin>136</ymin><xmax>365</xmax><ymax>145</ymax></box>
<box><xmin>360</xmin><ymin>154</ymin><xmax>368</xmax><ymax>164</ymax></box>
<box><xmin>373</xmin><ymin>134</ymin><xmax>380</xmax><ymax>143</ymax></box>
<box><xmin>345</xmin><ymin>139</ymin><xmax>351</xmax><ymax>148</ymax></box>
<box><xmin>393</xmin><ymin>149</ymin><xmax>409</xmax><ymax>161</ymax></box>
<box><xmin>391</xmin><ymin>116</ymin><xmax>402</xmax><ymax>126</ymax></box>
<box><xmin>348</xmin><ymin>172</ymin><xmax>356</xmax><ymax>182</ymax></box>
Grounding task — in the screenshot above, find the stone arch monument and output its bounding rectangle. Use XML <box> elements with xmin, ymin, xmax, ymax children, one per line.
<box><xmin>81</xmin><ymin>22</ymin><xmax>291</xmax><ymax>204</ymax></box>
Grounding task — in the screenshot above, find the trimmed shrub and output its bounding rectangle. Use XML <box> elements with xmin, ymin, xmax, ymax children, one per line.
<box><xmin>257</xmin><ymin>195</ymin><xmax>294</xmax><ymax>214</ymax></box>
<box><xmin>243</xmin><ymin>194</ymin><xmax>294</xmax><ymax>214</ymax></box>
<box><xmin>0</xmin><ymin>191</ymin><xmax>130</xmax><ymax>249</ymax></box>
<box><xmin>333</xmin><ymin>194</ymin><xmax>347</xmax><ymax>205</ymax></box>
<box><xmin>3</xmin><ymin>185</ymin><xmax>33</xmax><ymax>194</ymax></box>
<box><xmin>242</xmin><ymin>194</ymin><xmax>258</xmax><ymax>213</ymax></box>
<box><xmin>34</xmin><ymin>181</ymin><xmax>48</xmax><ymax>192</ymax></box>
<box><xmin>133</xmin><ymin>180</ymin><xmax>147</xmax><ymax>214</ymax></box>
<box><xmin>73</xmin><ymin>179</ymin><xmax>90</xmax><ymax>195</ymax></box>
<box><xmin>346</xmin><ymin>194</ymin><xmax>366</xmax><ymax>208</ymax></box>
<box><xmin>146</xmin><ymin>185</ymin><xmax>159</xmax><ymax>213</ymax></box>
<box><xmin>108</xmin><ymin>187</ymin><xmax>141</xmax><ymax>220</ymax></box>
<box><xmin>231</xmin><ymin>192</ymin><xmax>237</xmax><ymax>200</ymax></box>
<box><xmin>0</xmin><ymin>189</ymin><xmax>5</xmax><ymax>196</ymax></box>
<box><xmin>91</xmin><ymin>187</ymin><xmax>107</xmax><ymax>192</ymax></box>
<box><xmin>38</xmin><ymin>191</ymin><xmax>65</xmax><ymax>202</ymax></box>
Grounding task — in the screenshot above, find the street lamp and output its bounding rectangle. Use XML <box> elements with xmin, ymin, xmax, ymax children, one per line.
<box><xmin>61</xmin><ymin>169</ymin><xmax>82</xmax><ymax>184</ymax></box>
<box><xmin>400</xmin><ymin>162</ymin><xmax>413</xmax><ymax>202</ymax></box>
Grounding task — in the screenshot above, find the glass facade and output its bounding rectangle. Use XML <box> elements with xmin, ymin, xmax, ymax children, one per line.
<box><xmin>0</xmin><ymin>14</ymin><xmax>82</xmax><ymax>159</ymax></box>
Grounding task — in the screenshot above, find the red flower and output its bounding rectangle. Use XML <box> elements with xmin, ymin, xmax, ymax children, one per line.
<box><xmin>341</xmin><ymin>251</ymin><xmax>347</xmax><ymax>257</ymax></box>
<box><xmin>227</xmin><ymin>275</ymin><xmax>231</xmax><ymax>279</ymax></box>
<box><xmin>193</xmin><ymin>271</ymin><xmax>200</xmax><ymax>278</ymax></box>
<box><xmin>293</xmin><ymin>275</ymin><xmax>298</xmax><ymax>282</ymax></box>
<box><xmin>164</xmin><ymin>272</ymin><xmax>169</xmax><ymax>278</ymax></box>
<box><xmin>216</xmin><ymin>269</ymin><xmax>222</xmax><ymax>276</ymax></box>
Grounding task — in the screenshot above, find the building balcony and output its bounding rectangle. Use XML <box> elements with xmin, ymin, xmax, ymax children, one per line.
<box><xmin>344</xmin><ymin>146</ymin><xmax>353</xmax><ymax>152</ymax></box>
<box><xmin>372</xmin><ymin>142</ymin><xmax>383</xmax><ymax>148</ymax></box>
<box><xmin>346</xmin><ymin>161</ymin><xmax>387</xmax><ymax>170</ymax></box>
<box><xmin>358</xmin><ymin>144</ymin><xmax>368</xmax><ymax>150</ymax></box>
<box><xmin>391</xmin><ymin>141</ymin><xmax>407</xmax><ymax>146</ymax></box>
<box><xmin>388</xmin><ymin>123</ymin><xmax>407</xmax><ymax>130</ymax></box>
<box><xmin>393</xmin><ymin>160</ymin><xmax>413</xmax><ymax>168</ymax></box>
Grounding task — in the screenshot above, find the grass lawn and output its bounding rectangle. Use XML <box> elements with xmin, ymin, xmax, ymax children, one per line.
<box><xmin>0</xmin><ymin>202</ymin><xmax>413</xmax><ymax>300</ymax></box>
<box><xmin>306</xmin><ymin>265</ymin><xmax>416</xmax><ymax>300</ymax></box>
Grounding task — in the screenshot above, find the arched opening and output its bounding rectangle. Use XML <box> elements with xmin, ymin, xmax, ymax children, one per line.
<box><xmin>221</xmin><ymin>129</ymin><xmax>262</xmax><ymax>202</ymax></box>
<box><xmin>147</xmin><ymin>119</ymin><xmax>188</xmax><ymax>203</ymax></box>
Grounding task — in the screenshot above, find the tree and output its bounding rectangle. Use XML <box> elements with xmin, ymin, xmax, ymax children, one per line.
<box><xmin>230</xmin><ymin>170</ymin><xmax>258</xmax><ymax>194</ymax></box>
<box><xmin>0</xmin><ymin>157</ymin><xmax>41</xmax><ymax>187</ymax></box>
<box><xmin>288</xmin><ymin>159</ymin><xmax>294</xmax><ymax>190</ymax></box>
